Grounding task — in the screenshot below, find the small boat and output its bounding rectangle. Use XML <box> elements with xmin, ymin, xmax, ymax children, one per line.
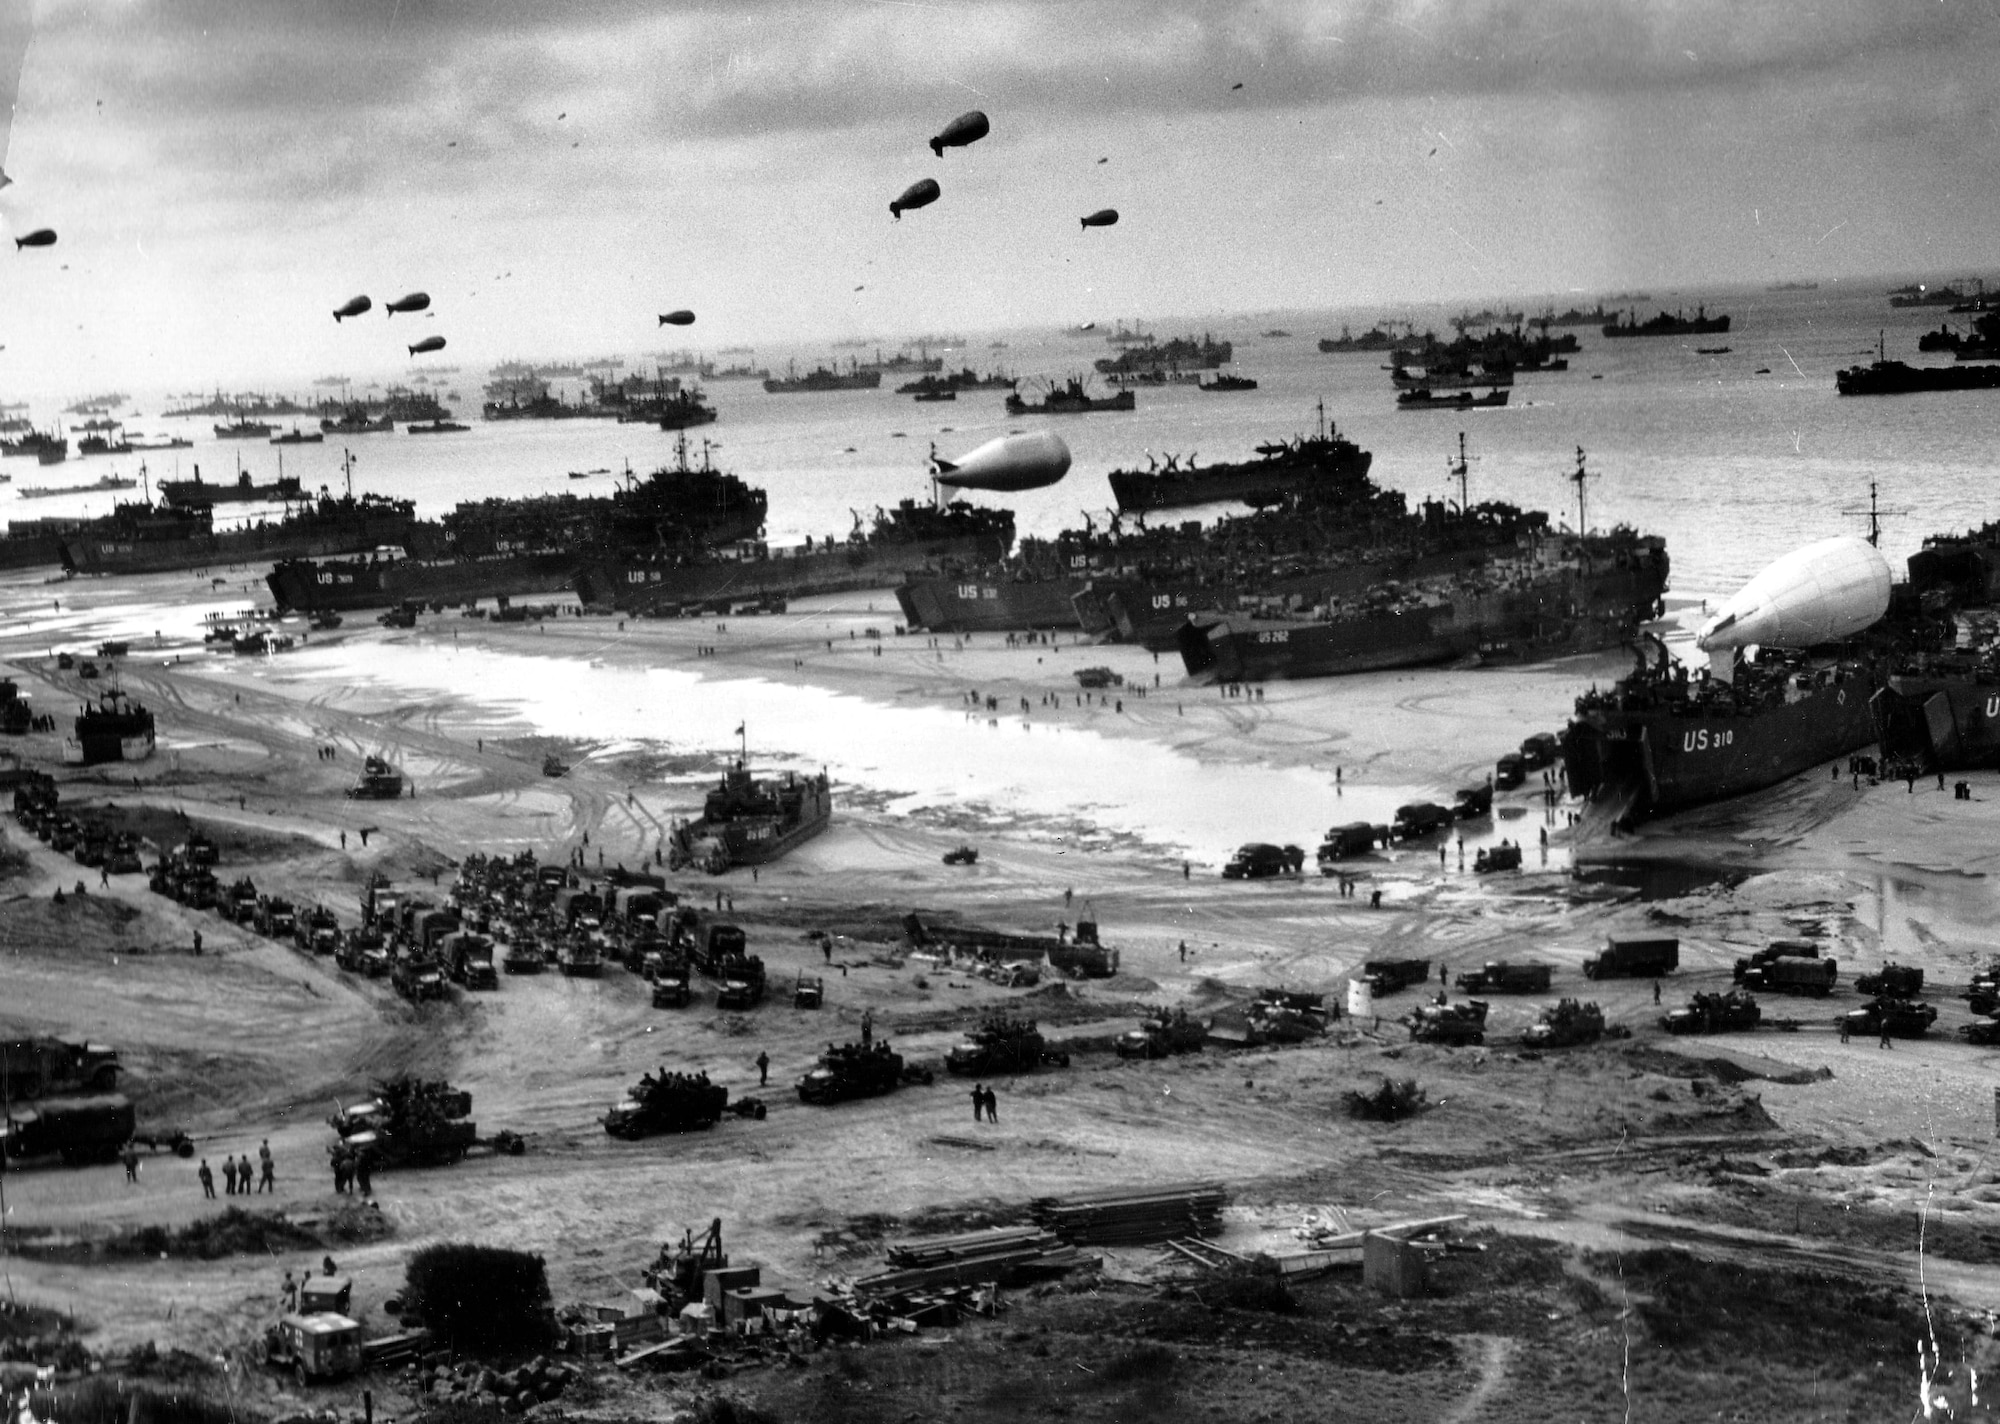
<box><xmin>17</xmin><ymin>473</ymin><xmax>139</xmax><ymax>498</ymax></box>
<box><xmin>1395</xmin><ymin>388</ymin><xmax>1511</xmax><ymax>411</ymax></box>
<box><xmin>1695</xmin><ymin>345</ymin><xmax>1731</xmax><ymax>355</ymax></box>
<box><xmin>214</xmin><ymin>418</ymin><xmax>274</xmax><ymax>439</ymax></box>
<box><xmin>407</xmin><ymin>419</ymin><xmax>470</xmax><ymax>435</ymax></box>
<box><xmin>913</xmin><ymin>389</ymin><xmax>957</xmax><ymax>402</ymax></box>
<box><xmin>271</xmin><ymin>426</ymin><xmax>325</xmax><ymax>445</ymax></box>
<box><xmin>1198</xmin><ymin>373</ymin><xmax>1259</xmax><ymax>392</ymax></box>
<box><xmin>567</xmin><ymin>467</ymin><xmax>611</xmax><ymax>479</ymax></box>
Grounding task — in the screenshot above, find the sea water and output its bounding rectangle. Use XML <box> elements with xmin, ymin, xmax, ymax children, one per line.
<box><xmin>12</xmin><ymin>282</ymin><xmax>2000</xmax><ymax>610</ymax></box>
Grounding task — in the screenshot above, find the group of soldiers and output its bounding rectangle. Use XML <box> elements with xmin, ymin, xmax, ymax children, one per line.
<box><xmin>194</xmin><ymin>1140</ymin><xmax>278</xmax><ymax>1198</ymax></box>
<box><xmin>328</xmin><ymin>1143</ymin><xmax>376</xmax><ymax>1197</ymax></box>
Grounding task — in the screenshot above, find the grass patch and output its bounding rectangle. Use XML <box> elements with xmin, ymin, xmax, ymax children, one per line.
<box><xmin>15</xmin><ymin>1204</ymin><xmax>391</xmax><ymax>1264</ymax></box>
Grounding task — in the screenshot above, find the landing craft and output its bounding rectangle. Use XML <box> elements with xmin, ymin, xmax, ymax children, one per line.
<box><xmin>407</xmin><ymin>335</ymin><xmax>447</xmax><ymax>356</ymax></box>
<box><xmin>332</xmin><ymin>295</ymin><xmax>371</xmax><ymax>321</ymax></box>
<box><xmin>890</xmin><ymin>178</ymin><xmax>940</xmax><ymax>221</ymax></box>
<box><xmin>930</xmin><ymin>431</ymin><xmax>1071</xmax><ymax>493</ymax></box>
<box><xmin>928</xmin><ymin>110</ymin><xmax>988</xmax><ymax>158</ymax></box>
<box><xmin>1080</xmin><ymin>209</ymin><xmax>1118</xmax><ymax>230</ymax></box>
<box><xmin>385</xmin><ymin>292</ymin><xmax>430</xmax><ymax>317</ymax></box>
<box><xmin>14</xmin><ymin>227</ymin><xmax>54</xmax><ymax>249</ymax></box>
<box><xmin>1695</xmin><ymin>535</ymin><xmax>1890</xmax><ymax>654</ymax></box>
<box><xmin>658</xmin><ymin>310</ymin><xmax>696</xmax><ymax>326</ymax></box>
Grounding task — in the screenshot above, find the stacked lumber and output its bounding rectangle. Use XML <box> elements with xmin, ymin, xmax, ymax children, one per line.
<box><xmin>854</xmin><ymin>1225</ymin><xmax>1094</xmax><ymax>1296</ymax></box>
<box><xmin>1031</xmin><ymin>1180</ymin><xmax>1228</xmax><ymax>1245</ymax></box>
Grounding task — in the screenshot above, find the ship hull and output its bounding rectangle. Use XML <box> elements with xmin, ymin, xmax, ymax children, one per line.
<box><xmin>1835</xmin><ymin>362</ymin><xmax>2000</xmax><ymax>396</ymax></box>
<box><xmin>62</xmin><ymin>726</ymin><xmax>155</xmax><ymax>766</ymax></box>
<box><xmin>1564</xmin><ymin>673</ymin><xmax>1878</xmax><ymax>816</ymax></box>
<box><xmin>1873</xmin><ymin>675</ymin><xmax>2000</xmax><ymax>770</ymax></box>
<box><xmin>268</xmin><ymin>552</ymin><xmax>579</xmax><ymax>611</ymax></box>
<box><xmin>1179</xmin><ymin>559</ymin><xmax>1666</xmax><ymax>682</ymax></box>
<box><xmin>65</xmin><ymin>511</ymin><xmax>416</xmax><ymax>576</ymax></box>
<box><xmin>582</xmin><ymin>532</ymin><xmax>1006</xmax><ymax>615</ymax></box>
<box><xmin>894</xmin><ymin>575</ymin><xmax>1086</xmax><ymax>633</ymax></box>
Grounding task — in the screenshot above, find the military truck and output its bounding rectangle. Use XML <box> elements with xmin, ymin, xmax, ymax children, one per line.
<box><xmin>1474</xmin><ymin>842</ymin><xmax>1523</xmax><ymax>873</ymax></box>
<box><xmin>1453</xmin><ymin>784</ymin><xmax>1494</xmax><ymax>819</ymax></box>
<box><xmin>265</xmin><ymin>1314</ymin><xmax>363</xmax><ymax>1387</ymax></box>
<box><xmin>602</xmin><ymin>1072</ymin><xmax>730</xmax><ymax>1138</ymax></box>
<box><xmin>1408</xmin><ymin>999</ymin><xmax>1489</xmax><ymax>1046</ymax></box>
<box><xmin>1521</xmin><ymin>998</ymin><xmax>1606</xmax><ymax>1048</ymax></box>
<box><xmin>690</xmin><ymin>923</ymin><xmax>748</xmax><ymax>975</ymax></box>
<box><xmin>392</xmin><ymin>955</ymin><xmax>448</xmax><ymax>1002</ymax></box>
<box><xmin>793</xmin><ymin>974</ymin><xmax>825</xmax><ymax>1009</ymax></box>
<box><xmin>502</xmin><ymin>938</ymin><xmax>546</xmax><ymax>974</ymax></box>
<box><xmin>1222</xmin><ymin>843</ymin><xmax>1303</xmax><ymax>879</ymax></box>
<box><xmin>1842</xmin><ymin>999</ymin><xmax>1937</xmax><ymax>1039</ymax></box>
<box><xmin>337</xmin><ymin>929</ymin><xmax>391</xmax><ymax>978</ymax></box>
<box><xmin>557</xmin><ymin>933</ymin><xmax>602</xmax><ymax>978</ymax></box>
<box><xmin>1316</xmin><ymin>822</ymin><xmax>1378</xmax><ymax>870</ymax></box>
<box><xmin>329</xmin><ymin>1077</ymin><xmax>480</xmax><ymax>1167</ymax></box>
<box><xmin>713</xmin><ymin>953</ymin><xmax>767</xmax><ymax>1010</ymax></box>
<box><xmin>942</xmin><ymin>844</ymin><xmax>979</xmax><ymax>865</ymax></box>
<box><xmin>1520</xmin><ymin>732</ymin><xmax>1561</xmax><ymax>769</ymax></box>
<box><xmin>221</xmin><ymin>877</ymin><xmax>260</xmax><ymax>923</ymax></box>
<box><xmin>1855</xmin><ymin>963</ymin><xmax>1924</xmax><ymax>998</ymax></box>
<box><xmin>651</xmin><ymin>954</ymin><xmax>692</xmax><ymax>1007</ymax></box>
<box><xmin>1736</xmin><ymin>955</ymin><xmax>1838</xmax><ymax>997</ymax></box>
<box><xmin>0</xmin><ymin>1036</ymin><xmax>120</xmax><ymax>1100</ymax></box>
<box><xmin>1455</xmin><ymin>961</ymin><xmax>1553</xmax><ymax>994</ymax></box>
<box><xmin>444</xmin><ymin>932</ymin><xmax>498</xmax><ymax>990</ymax></box>
<box><xmin>0</xmin><ymin>1093</ymin><xmax>135</xmax><ymax>1165</ymax></box>
<box><xmin>1583</xmin><ymin>935</ymin><xmax>1678</xmax><ymax>979</ymax></box>
<box><xmin>1392</xmin><ymin>802</ymin><xmax>1453</xmax><ymax>841</ymax></box>
<box><xmin>797</xmin><ymin>1043</ymin><xmax>928</xmax><ymax>1104</ymax></box>
<box><xmin>296</xmin><ymin>905</ymin><xmax>341</xmax><ymax>956</ymax></box>
<box><xmin>1493</xmin><ymin>753</ymin><xmax>1527</xmax><ymax>789</ymax></box>
<box><xmin>945</xmin><ymin>1016</ymin><xmax>1070</xmax><ymax>1075</ymax></box>
<box><xmin>255</xmin><ymin>895</ymin><xmax>298</xmax><ymax>941</ymax></box>
<box><xmin>1958</xmin><ymin>1017</ymin><xmax>2000</xmax><ymax>1046</ymax></box>
<box><xmin>1360</xmin><ymin>959</ymin><xmax>1432</xmax><ymax>995</ymax></box>
<box><xmin>1116</xmin><ymin>1007</ymin><xmax>1206</xmax><ymax>1059</ymax></box>
<box><xmin>1661</xmin><ymin>991</ymin><xmax>1762</xmax><ymax>1035</ymax></box>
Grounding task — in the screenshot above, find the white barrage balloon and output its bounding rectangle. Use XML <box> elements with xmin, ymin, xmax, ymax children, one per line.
<box><xmin>930</xmin><ymin>431</ymin><xmax>1071</xmax><ymax>493</ymax></box>
<box><xmin>1695</xmin><ymin>535</ymin><xmax>1890</xmax><ymax>652</ymax></box>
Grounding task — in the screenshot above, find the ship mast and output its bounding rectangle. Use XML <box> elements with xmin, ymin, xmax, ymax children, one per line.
<box><xmin>1567</xmin><ymin>446</ymin><xmax>1591</xmax><ymax>534</ymax></box>
<box><xmin>341</xmin><ymin>446</ymin><xmax>355</xmax><ymax>499</ymax></box>
<box><xmin>1448</xmin><ymin>432</ymin><xmax>1471</xmax><ymax>513</ymax></box>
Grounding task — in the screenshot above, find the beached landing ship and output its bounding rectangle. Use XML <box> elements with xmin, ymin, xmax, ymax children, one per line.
<box><xmin>63</xmin><ymin>690</ymin><xmax>155</xmax><ymax>766</ymax></box>
<box><xmin>64</xmin><ymin>491</ymin><xmax>419</xmax><ymax>577</ymax></box>
<box><xmin>1176</xmin><ymin>523</ymin><xmax>1668</xmax><ymax>682</ymax></box>
<box><xmin>1872</xmin><ymin>521</ymin><xmax>2000</xmax><ymax>770</ymax></box>
<box><xmin>1563</xmin><ymin>536</ymin><xmax>1902</xmax><ymax>822</ymax></box>
<box><xmin>667</xmin><ymin>755</ymin><xmax>832</xmax><ymax>874</ymax></box>
<box><xmin>1106</xmin><ymin>403</ymin><xmax>1372</xmax><ymax>513</ymax></box>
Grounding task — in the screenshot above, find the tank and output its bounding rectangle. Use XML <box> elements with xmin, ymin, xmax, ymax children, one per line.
<box><xmin>797</xmin><ymin>1043</ymin><xmax>920</xmax><ymax>1104</ymax></box>
<box><xmin>945</xmin><ymin>1015</ymin><xmax>1068</xmax><ymax>1075</ymax></box>
<box><xmin>602</xmin><ymin>1071</ymin><xmax>728</xmax><ymax>1138</ymax></box>
<box><xmin>1696</xmin><ymin>536</ymin><xmax>1891</xmax><ymax>652</ymax></box>
<box><xmin>1115</xmin><ymin>1007</ymin><xmax>1206</xmax><ymax>1059</ymax></box>
<box><xmin>1661</xmin><ymin>990</ymin><xmax>1761</xmax><ymax>1034</ymax></box>
<box><xmin>1842</xmin><ymin>998</ymin><xmax>1937</xmax><ymax>1039</ymax></box>
<box><xmin>1521</xmin><ymin>998</ymin><xmax>1606</xmax><ymax>1048</ymax></box>
<box><xmin>1407</xmin><ymin>999</ymin><xmax>1489</xmax><ymax>1045</ymax></box>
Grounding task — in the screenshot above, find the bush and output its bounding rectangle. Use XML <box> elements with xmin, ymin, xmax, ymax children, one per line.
<box><xmin>403</xmin><ymin>1243</ymin><xmax>554</xmax><ymax>1358</ymax></box>
<box><xmin>1343</xmin><ymin>1076</ymin><xmax>1428</xmax><ymax>1121</ymax></box>
<box><xmin>1202</xmin><ymin>1259</ymin><xmax>1297</xmax><ymax>1314</ymax></box>
<box><xmin>28</xmin><ymin>1381</ymin><xmax>249</xmax><ymax>1424</ymax></box>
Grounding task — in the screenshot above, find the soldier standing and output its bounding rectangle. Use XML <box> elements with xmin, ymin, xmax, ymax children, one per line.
<box><xmin>198</xmin><ymin>1158</ymin><xmax>215</xmax><ymax>1199</ymax></box>
<box><xmin>971</xmin><ymin>1083</ymin><xmax>985</xmax><ymax>1122</ymax></box>
<box><xmin>985</xmin><ymin>1085</ymin><xmax>999</xmax><ymax>1124</ymax></box>
<box><xmin>121</xmin><ymin>1141</ymin><xmax>139</xmax><ymax>1184</ymax></box>
<box><xmin>354</xmin><ymin>1152</ymin><xmax>373</xmax><ymax>1198</ymax></box>
<box><xmin>756</xmin><ymin>1051</ymin><xmax>770</xmax><ymax>1087</ymax></box>
<box><xmin>222</xmin><ymin>1155</ymin><xmax>238</xmax><ymax>1196</ymax></box>
<box><xmin>239</xmin><ymin>1153</ymin><xmax>255</xmax><ymax>1196</ymax></box>
<box><xmin>861</xmin><ymin>1010</ymin><xmax>873</xmax><ymax>1047</ymax></box>
<box><xmin>258</xmin><ymin>1145</ymin><xmax>276</xmax><ymax>1194</ymax></box>
<box><xmin>332</xmin><ymin>1152</ymin><xmax>349</xmax><ymax>1195</ymax></box>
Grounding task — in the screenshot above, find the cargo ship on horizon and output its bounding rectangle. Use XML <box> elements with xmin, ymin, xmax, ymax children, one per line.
<box><xmin>761</xmin><ymin>360</ymin><xmax>882</xmax><ymax>394</ymax></box>
<box><xmin>1601</xmin><ymin>306</ymin><xmax>1731</xmax><ymax>338</ymax></box>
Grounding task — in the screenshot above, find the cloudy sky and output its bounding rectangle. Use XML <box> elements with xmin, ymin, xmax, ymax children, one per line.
<box><xmin>2</xmin><ymin>0</ymin><xmax>1997</xmax><ymax>393</ymax></box>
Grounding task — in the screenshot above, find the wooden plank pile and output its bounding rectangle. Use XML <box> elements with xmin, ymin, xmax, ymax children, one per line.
<box><xmin>1031</xmin><ymin>1180</ymin><xmax>1228</xmax><ymax>1245</ymax></box>
<box><xmin>853</xmin><ymin>1225</ymin><xmax>1095</xmax><ymax>1296</ymax></box>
